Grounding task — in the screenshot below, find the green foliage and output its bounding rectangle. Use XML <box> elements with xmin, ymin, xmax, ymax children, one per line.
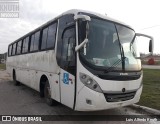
<box><xmin>0</xmin><ymin>64</ymin><xmax>6</xmax><ymax>70</ymax></box>
<box><xmin>138</xmin><ymin>69</ymin><xmax>160</xmax><ymax>110</ymax></box>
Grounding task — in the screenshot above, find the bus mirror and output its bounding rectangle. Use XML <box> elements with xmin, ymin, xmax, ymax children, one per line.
<box><xmin>135</xmin><ymin>33</ymin><xmax>154</xmax><ymax>58</ymax></box>
<box><xmin>86</xmin><ymin>22</ymin><xmax>89</xmax><ymax>38</ymax></box>
<box><xmin>149</xmin><ymin>40</ymin><xmax>152</xmax><ymax>53</ymax></box>
<box><xmin>75</xmin><ymin>38</ymin><xmax>88</xmax><ymax>52</ymax></box>
<box><xmin>74</xmin><ymin>15</ymin><xmax>91</xmax><ymax>21</ymax></box>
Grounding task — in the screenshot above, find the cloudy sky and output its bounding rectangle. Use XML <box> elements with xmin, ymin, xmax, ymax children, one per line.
<box><xmin>0</xmin><ymin>0</ymin><xmax>160</xmax><ymax>54</ymax></box>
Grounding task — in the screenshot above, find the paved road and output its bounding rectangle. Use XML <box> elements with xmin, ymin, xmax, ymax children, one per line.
<box><xmin>0</xmin><ymin>70</ymin><xmax>159</xmax><ymax>124</ymax></box>
<box><xmin>142</xmin><ymin>65</ymin><xmax>160</xmax><ymax>69</ymax></box>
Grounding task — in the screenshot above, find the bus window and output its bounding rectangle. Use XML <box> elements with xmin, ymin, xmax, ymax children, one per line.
<box><xmin>30</xmin><ymin>34</ymin><xmax>35</xmax><ymax>52</ymax></box>
<box><xmin>34</xmin><ymin>31</ymin><xmax>40</xmax><ymax>51</ymax></box>
<box><xmin>41</xmin><ymin>27</ymin><xmax>48</xmax><ymax>50</ymax></box>
<box><xmin>30</xmin><ymin>31</ymin><xmax>40</xmax><ymax>52</ymax></box>
<box><xmin>47</xmin><ymin>23</ymin><xmax>57</xmax><ymax>49</ymax></box>
<box><xmin>12</xmin><ymin>43</ymin><xmax>17</xmax><ymax>55</ymax></box>
<box><xmin>8</xmin><ymin>45</ymin><xmax>12</xmax><ymax>56</ymax></box>
<box><xmin>41</xmin><ymin>23</ymin><xmax>57</xmax><ymax>50</ymax></box>
<box><xmin>22</xmin><ymin>37</ymin><xmax>29</xmax><ymax>53</ymax></box>
<box><xmin>16</xmin><ymin>40</ymin><xmax>22</xmax><ymax>55</ymax></box>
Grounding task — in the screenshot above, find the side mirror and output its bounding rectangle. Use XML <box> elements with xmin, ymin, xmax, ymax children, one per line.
<box><xmin>74</xmin><ymin>15</ymin><xmax>91</xmax><ymax>52</ymax></box>
<box><xmin>135</xmin><ymin>33</ymin><xmax>154</xmax><ymax>59</ymax></box>
<box><xmin>75</xmin><ymin>38</ymin><xmax>88</xmax><ymax>52</ymax></box>
<box><xmin>149</xmin><ymin>40</ymin><xmax>152</xmax><ymax>53</ymax></box>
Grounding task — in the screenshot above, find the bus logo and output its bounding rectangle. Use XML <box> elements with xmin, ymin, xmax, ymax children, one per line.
<box><xmin>63</xmin><ymin>73</ymin><xmax>69</xmax><ymax>84</ymax></box>
<box><xmin>120</xmin><ymin>73</ymin><xmax>128</xmax><ymax>76</ymax></box>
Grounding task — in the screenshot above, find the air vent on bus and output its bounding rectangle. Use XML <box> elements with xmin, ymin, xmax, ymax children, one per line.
<box><xmin>104</xmin><ymin>91</ymin><xmax>136</xmax><ymax>102</ymax></box>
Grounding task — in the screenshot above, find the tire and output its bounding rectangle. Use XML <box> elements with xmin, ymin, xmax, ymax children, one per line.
<box><xmin>13</xmin><ymin>71</ymin><xmax>20</xmax><ymax>86</ymax></box>
<box><xmin>40</xmin><ymin>88</ymin><xmax>44</xmax><ymax>98</ymax></box>
<box><xmin>44</xmin><ymin>80</ymin><xmax>58</xmax><ymax>106</ymax></box>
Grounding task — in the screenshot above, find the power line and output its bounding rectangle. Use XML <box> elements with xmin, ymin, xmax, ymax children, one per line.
<box><xmin>140</xmin><ymin>25</ymin><xmax>160</xmax><ymax>30</ymax></box>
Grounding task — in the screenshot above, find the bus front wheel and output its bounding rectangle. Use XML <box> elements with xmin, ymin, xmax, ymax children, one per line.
<box><xmin>44</xmin><ymin>80</ymin><xmax>58</xmax><ymax>106</ymax></box>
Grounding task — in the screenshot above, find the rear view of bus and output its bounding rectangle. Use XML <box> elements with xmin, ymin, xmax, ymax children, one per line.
<box><xmin>7</xmin><ymin>10</ymin><xmax>153</xmax><ymax>111</ymax></box>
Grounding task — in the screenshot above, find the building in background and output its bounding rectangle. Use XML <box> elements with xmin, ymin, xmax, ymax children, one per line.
<box><xmin>0</xmin><ymin>52</ymin><xmax>7</xmax><ymax>64</ymax></box>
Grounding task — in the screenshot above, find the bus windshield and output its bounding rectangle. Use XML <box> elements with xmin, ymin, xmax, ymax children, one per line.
<box><xmin>78</xmin><ymin>18</ymin><xmax>141</xmax><ymax>71</ymax></box>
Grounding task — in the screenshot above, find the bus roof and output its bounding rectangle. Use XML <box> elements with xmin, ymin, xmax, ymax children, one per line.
<box><xmin>62</xmin><ymin>9</ymin><xmax>133</xmax><ymax>29</ymax></box>
<box><xmin>9</xmin><ymin>9</ymin><xmax>133</xmax><ymax>45</ymax></box>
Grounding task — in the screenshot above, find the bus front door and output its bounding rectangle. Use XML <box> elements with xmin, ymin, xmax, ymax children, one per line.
<box><xmin>58</xmin><ymin>26</ymin><xmax>76</xmax><ymax>109</ymax></box>
<box><xmin>60</xmin><ymin>69</ymin><xmax>75</xmax><ymax>109</ymax></box>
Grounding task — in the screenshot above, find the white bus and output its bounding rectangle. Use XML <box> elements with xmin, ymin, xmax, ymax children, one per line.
<box><xmin>7</xmin><ymin>9</ymin><xmax>153</xmax><ymax>111</ymax></box>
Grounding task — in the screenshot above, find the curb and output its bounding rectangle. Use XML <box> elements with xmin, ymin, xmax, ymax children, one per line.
<box><xmin>131</xmin><ymin>104</ymin><xmax>160</xmax><ymax>115</ymax></box>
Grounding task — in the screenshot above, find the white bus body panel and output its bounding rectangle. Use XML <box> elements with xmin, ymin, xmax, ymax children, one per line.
<box><xmin>7</xmin><ymin>50</ymin><xmax>61</xmax><ymax>102</ymax></box>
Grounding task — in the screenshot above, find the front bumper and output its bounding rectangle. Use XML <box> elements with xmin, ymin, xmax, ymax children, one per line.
<box><xmin>75</xmin><ymin>85</ymin><xmax>142</xmax><ymax>111</ymax></box>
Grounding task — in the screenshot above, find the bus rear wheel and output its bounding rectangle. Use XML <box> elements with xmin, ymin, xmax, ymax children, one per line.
<box><xmin>44</xmin><ymin>80</ymin><xmax>58</xmax><ymax>106</ymax></box>
<box><xmin>13</xmin><ymin>71</ymin><xmax>20</xmax><ymax>86</ymax></box>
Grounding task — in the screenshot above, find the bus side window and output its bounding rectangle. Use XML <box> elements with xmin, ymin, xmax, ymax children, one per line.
<box><xmin>30</xmin><ymin>31</ymin><xmax>40</xmax><ymax>52</ymax></box>
<box><xmin>34</xmin><ymin>31</ymin><xmax>40</xmax><ymax>51</ymax></box>
<box><xmin>47</xmin><ymin>23</ymin><xmax>57</xmax><ymax>49</ymax></box>
<box><xmin>61</xmin><ymin>27</ymin><xmax>76</xmax><ymax>74</ymax></box>
<box><xmin>22</xmin><ymin>37</ymin><xmax>29</xmax><ymax>53</ymax></box>
<box><xmin>41</xmin><ymin>27</ymin><xmax>48</xmax><ymax>50</ymax></box>
<box><xmin>30</xmin><ymin>34</ymin><xmax>35</xmax><ymax>52</ymax></box>
<box><xmin>16</xmin><ymin>40</ymin><xmax>22</xmax><ymax>55</ymax></box>
<box><xmin>8</xmin><ymin>45</ymin><xmax>12</xmax><ymax>56</ymax></box>
<box><xmin>12</xmin><ymin>43</ymin><xmax>17</xmax><ymax>56</ymax></box>
<box><xmin>41</xmin><ymin>22</ymin><xmax>57</xmax><ymax>50</ymax></box>
<box><xmin>22</xmin><ymin>39</ymin><xmax>26</xmax><ymax>53</ymax></box>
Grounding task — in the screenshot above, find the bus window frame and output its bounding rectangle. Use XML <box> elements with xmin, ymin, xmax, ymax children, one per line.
<box><xmin>40</xmin><ymin>21</ymin><xmax>58</xmax><ymax>51</ymax></box>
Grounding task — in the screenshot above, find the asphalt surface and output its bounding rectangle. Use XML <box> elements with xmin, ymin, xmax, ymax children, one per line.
<box><xmin>0</xmin><ymin>70</ymin><xmax>159</xmax><ymax>124</ymax></box>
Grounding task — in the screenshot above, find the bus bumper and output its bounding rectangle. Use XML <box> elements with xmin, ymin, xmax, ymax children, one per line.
<box><xmin>75</xmin><ymin>85</ymin><xmax>142</xmax><ymax>111</ymax></box>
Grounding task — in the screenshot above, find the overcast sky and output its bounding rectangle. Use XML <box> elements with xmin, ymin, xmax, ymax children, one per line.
<box><xmin>0</xmin><ymin>0</ymin><xmax>160</xmax><ymax>54</ymax></box>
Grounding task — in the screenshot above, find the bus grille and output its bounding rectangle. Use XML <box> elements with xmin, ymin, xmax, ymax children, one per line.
<box><xmin>104</xmin><ymin>91</ymin><xmax>136</xmax><ymax>102</ymax></box>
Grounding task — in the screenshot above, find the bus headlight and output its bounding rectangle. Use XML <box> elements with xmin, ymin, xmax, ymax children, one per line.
<box><xmin>80</xmin><ymin>73</ymin><xmax>103</xmax><ymax>93</ymax></box>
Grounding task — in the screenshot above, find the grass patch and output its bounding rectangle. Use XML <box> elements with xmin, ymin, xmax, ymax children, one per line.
<box><xmin>0</xmin><ymin>64</ymin><xmax>6</xmax><ymax>70</ymax></box>
<box><xmin>138</xmin><ymin>69</ymin><xmax>160</xmax><ymax>110</ymax></box>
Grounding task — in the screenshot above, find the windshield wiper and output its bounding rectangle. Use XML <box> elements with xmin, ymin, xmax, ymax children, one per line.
<box><xmin>121</xmin><ymin>44</ymin><xmax>125</xmax><ymax>70</ymax></box>
<box><xmin>104</xmin><ymin>59</ymin><xmax>122</xmax><ymax>73</ymax></box>
<box><xmin>130</xmin><ymin>34</ymin><xmax>137</xmax><ymax>58</ymax></box>
<box><xmin>104</xmin><ymin>44</ymin><xmax>126</xmax><ymax>73</ymax></box>
<box><xmin>104</xmin><ymin>57</ymin><xmax>127</xmax><ymax>73</ymax></box>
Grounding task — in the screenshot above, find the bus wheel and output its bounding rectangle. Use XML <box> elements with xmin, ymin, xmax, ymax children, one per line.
<box><xmin>44</xmin><ymin>80</ymin><xmax>58</xmax><ymax>106</ymax></box>
<box><xmin>13</xmin><ymin>71</ymin><xmax>20</xmax><ymax>86</ymax></box>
